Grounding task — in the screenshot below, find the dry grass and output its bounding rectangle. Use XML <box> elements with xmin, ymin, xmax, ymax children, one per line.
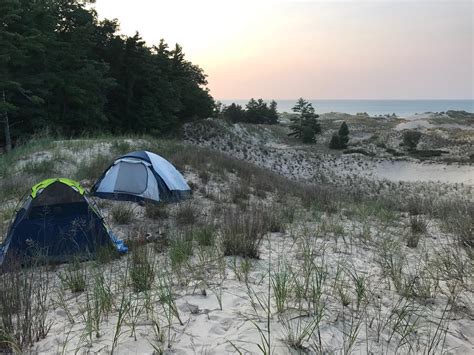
<box><xmin>0</xmin><ymin>134</ymin><xmax>472</xmax><ymax>353</ymax></box>
<box><xmin>74</xmin><ymin>154</ymin><xmax>113</xmax><ymax>181</ymax></box>
<box><xmin>220</xmin><ymin>204</ymin><xmax>275</xmax><ymax>258</ymax></box>
<box><xmin>145</xmin><ymin>203</ymin><xmax>169</xmax><ymax>220</ymax></box>
<box><xmin>110</xmin><ymin>204</ymin><xmax>134</xmax><ymax>225</ymax></box>
<box><xmin>175</xmin><ymin>202</ymin><xmax>199</xmax><ymax>227</ymax></box>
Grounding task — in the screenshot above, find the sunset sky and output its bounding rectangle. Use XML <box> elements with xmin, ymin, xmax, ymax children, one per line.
<box><xmin>93</xmin><ymin>0</ymin><xmax>473</xmax><ymax>100</ymax></box>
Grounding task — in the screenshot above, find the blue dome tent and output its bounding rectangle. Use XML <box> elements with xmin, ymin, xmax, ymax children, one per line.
<box><xmin>0</xmin><ymin>178</ymin><xmax>127</xmax><ymax>267</ymax></box>
<box><xmin>91</xmin><ymin>151</ymin><xmax>191</xmax><ymax>204</ymax></box>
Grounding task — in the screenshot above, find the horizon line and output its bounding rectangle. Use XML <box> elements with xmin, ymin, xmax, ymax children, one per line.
<box><xmin>216</xmin><ymin>98</ymin><xmax>474</xmax><ymax>101</ymax></box>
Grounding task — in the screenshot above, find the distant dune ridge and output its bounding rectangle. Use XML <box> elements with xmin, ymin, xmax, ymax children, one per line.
<box><xmin>220</xmin><ymin>99</ymin><xmax>474</xmax><ymax>116</ymax></box>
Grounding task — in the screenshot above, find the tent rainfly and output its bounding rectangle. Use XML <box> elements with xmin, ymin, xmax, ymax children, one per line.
<box><xmin>91</xmin><ymin>150</ymin><xmax>191</xmax><ymax>204</ymax></box>
<box><xmin>0</xmin><ymin>178</ymin><xmax>127</xmax><ymax>267</ymax></box>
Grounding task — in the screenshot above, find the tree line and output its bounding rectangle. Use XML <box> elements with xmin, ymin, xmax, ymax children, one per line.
<box><xmin>0</xmin><ymin>0</ymin><xmax>215</xmax><ymax>151</ymax></box>
<box><xmin>219</xmin><ymin>99</ymin><xmax>279</xmax><ymax>124</ymax></box>
<box><xmin>220</xmin><ymin>97</ymin><xmax>351</xmax><ymax>147</ymax></box>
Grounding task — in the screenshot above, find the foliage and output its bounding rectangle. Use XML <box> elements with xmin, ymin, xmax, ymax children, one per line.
<box><xmin>221</xmin><ymin>103</ymin><xmax>246</xmax><ymax>123</ymax></box>
<box><xmin>0</xmin><ymin>0</ymin><xmax>214</xmax><ymax>149</ymax></box>
<box><xmin>402</xmin><ymin>130</ymin><xmax>422</xmax><ymax>150</ymax></box>
<box><xmin>329</xmin><ymin>134</ymin><xmax>342</xmax><ymax>149</ymax></box>
<box><xmin>246</xmin><ymin>99</ymin><xmax>279</xmax><ymax>124</ymax></box>
<box><xmin>221</xmin><ymin>99</ymin><xmax>278</xmax><ymax>124</ymax></box>
<box><xmin>288</xmin><ymin>98</ymin><xmax>321</xmax><ymax>143</ymax></box>
<box><xmin>329</xmin><ymin>121</ymin><xmax>350</xmax><ymax>149</ymax></box>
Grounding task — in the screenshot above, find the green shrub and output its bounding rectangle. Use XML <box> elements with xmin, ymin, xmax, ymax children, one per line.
<box><xmin>329</xmin><ymin>134</ymin><xmax>343</xmax><ymax>149</ymax></box>
<box><xmin>329</xmin><ymin>122</ymin><xmax>349</xmax><ymax>149</ymax></box>
<box><xmin>402</xmin><ymin>130</ymin><xmax>422</xmax><ymax>150</ymax></box>
<box><xmin>301</xmin><ymin>126</ymin><xmax>317</xmax><ymax>144</ymax></box>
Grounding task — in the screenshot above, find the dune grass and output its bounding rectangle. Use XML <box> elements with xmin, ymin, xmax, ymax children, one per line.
<box><xmin>0</xmin><ymin>134</ymin><xmax>471</xmax><ymax>353</ymax></box>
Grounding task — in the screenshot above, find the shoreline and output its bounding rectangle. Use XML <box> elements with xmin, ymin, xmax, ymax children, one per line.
<box><xmin>219</xmin><ymin>99</ymin><xmax>474</xmax><ymax>117</ymax></box>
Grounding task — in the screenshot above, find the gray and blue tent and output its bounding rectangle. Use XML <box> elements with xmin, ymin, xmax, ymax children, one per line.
<box><xmin>91</xmin><ymin>151</ymin><xmax>191</xmax><ymax>204</ymax></box>
<box><xmin>0</xmin><ymin>178</ymin><xmax>127</xmax><ymax>267</ymax></box>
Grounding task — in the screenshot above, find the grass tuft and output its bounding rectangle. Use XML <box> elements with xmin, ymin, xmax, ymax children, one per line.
<box><xmin>194</xmin><ymin>224</ymin><xmax>215</xmax><ymax>246</ymax></box>
<box><xmin>74</xmin><ymin>154</ymin><xmax>112</xmax><ymax>181</ymax></box>
<box><xmin>129</xmin><ymin>246</ymin><xmax>155</xmax><ymax>292</ymax></box>
<box><xmin>145</xmin><ymin>203</ymin><xmax>169</xmax><ymax>219</ymax></box>
<box><xmin>221</xmin><ymin>205</ymin><xmax>270</xmax><ymax>258</ymax></box>
<box><xmin>111</xmin><ymin>204</ymin><xmax>134</xmax><ymax>225</ymax></box>
<box><xmin>175</xmin><ymin>202</ymin><xmax>198</xmax><ymax>226</ymax></box>
<box><xmin>60</xmin><ymin>261</ymin><xmax>87</xmax><ymax>293</ymax></box>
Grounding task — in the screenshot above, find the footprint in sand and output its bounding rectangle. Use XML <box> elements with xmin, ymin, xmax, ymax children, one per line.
<box><xmin>209</xmin><ymin>316</ymin><xmax>233</xmax><ymax>335</ymax></box>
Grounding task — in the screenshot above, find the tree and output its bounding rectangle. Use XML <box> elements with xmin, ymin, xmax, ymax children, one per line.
<box><xmin>222</xmin><ymin>103</ymin><xmax>245</xmax><ymax>123</ymax></box>
<box><xmin>339</xmin><ymin>121</ymin><xmax>349</xmax><ymax>144</ymax></box>
<box><xmin>0</xmin><ymin>0</ymin><xmax>216</xmax><ymax>149</ymax></box>
<box><xmin>302</xmin><ymin>126</ymin><xmax>317</xmax><ymax>144</ymax></box>
<box><xmin>222</xmin><ymin>99</ymin><xmax>279</xmax><ymax>124</ymax></box>
<box><xmin>288</xmin><ymin>98</ymin><xmax>321</xmax><ymax>143</ymax></box>
<box><xmin>402</xmin><ymin>130</ymin><xmax>422</xmax><ymax>150</ymax></box>
<box><xmin>0</xmin><ymin>0</ymin><xmax>50</xmax><ymax>150</ymax></box>
<box><xmin>329</xmin><ymin>134</ymin><xmax>342</xmax><ymax>149</ymax></box>
<box><xmin>329</xmin><ymin>121</ymin><xmax>349</xmax><ymax>149</ymax></box>
<box><xmin>245</xmin><ymin>98</ymin><xmax>268</xmax><ymax>123</ymax></box>
<box><xmin>267</xmin><ymin>100</ymin><xmax>279</xmax><ymax>124</ymax></box>
<box><xmin>213</xmin><ymin>100</ymin><xmax>223</xmax><ymax>118</ymax></box>
<box><xmin>0</xmin><ymin>0</ymin><xmax>20</xmax><ymax>152</ymax></box>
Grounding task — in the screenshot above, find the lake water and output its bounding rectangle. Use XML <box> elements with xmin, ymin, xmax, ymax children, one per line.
<box><xmin>220</xmin><ymin>99</ymin><xmax>474</xmax><ymax>117</ymax></box>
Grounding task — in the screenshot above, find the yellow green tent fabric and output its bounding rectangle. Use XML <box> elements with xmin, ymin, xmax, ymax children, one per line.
<box><xmin>0</xmin><ymin>177</ymin><xmax>127</xmax><ymax>266</ymax></box>
<box><xmin>31</xmin><ymin>178</ymin><xmax>85</xmax><ymax>198</ymax></box>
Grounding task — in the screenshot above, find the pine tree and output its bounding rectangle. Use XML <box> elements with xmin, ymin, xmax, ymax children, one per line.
<box><xmin>0</xmin><ymin>0</ymin><xmax>20</xmax><ymax>152</ymax></box>
<box><xmin>244</xmin><ymin>98</ymin><xmax>278</xmax><ymax>124</ymax></box>
<box><xmin>329</xmin><ymin>121</ymin><xmax>349</xmax><ymax>149</ymax></box>
<box><xmin>329</xmin><ymin>134</ymin><xmax>341</xmax><ymax>149</ymax></box>
<box><xmin>338</xmin><ymin>121</ymin><xmax>349</xmax><ymax>148</ymax></box>
<box><xmin>0</xmin><ymin>0</ymin><xmax>48</xmax><ymax>150</ymax></box>
<box><xmin>288</xmin><ymin>98</ymin><xmax>321</xmax><ymax>143</ymax></box>
<box><xmin>267</xmin><ymin>100</ymin><xmax>279</xmax><ymax>124</ymax></box>
<box><xmin>1</xmin><ymin>0</ymin><xmax>216</xmax><ymax>148</ymax></box>
<box><xmin>223</xmin><ymin>103</ymin><xmax>245</xmax><ymax>123</ymax></box>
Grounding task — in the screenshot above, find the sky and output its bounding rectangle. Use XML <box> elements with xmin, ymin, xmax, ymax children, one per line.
<box><xmin>93</xmin><ymin>0</ymin><xmax>473</xmax><ymax>100</ymax></box>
